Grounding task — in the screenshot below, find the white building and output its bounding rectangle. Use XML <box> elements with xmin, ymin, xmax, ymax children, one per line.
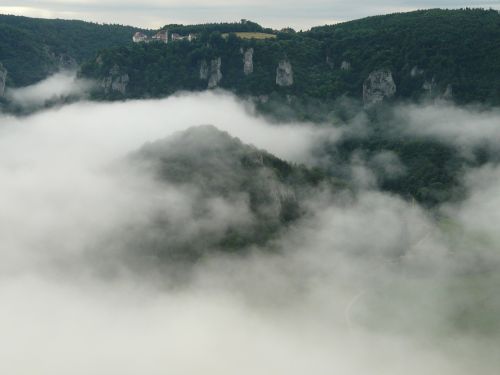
<box><xmin>152</xmin><ymin>30</ymin><xmax>168</xmax><ymax>44</ymax></box>
<box><xmin>133</xmin><ymin>32</ymin><xmax>149</xmax><ymax>43</ymax></box>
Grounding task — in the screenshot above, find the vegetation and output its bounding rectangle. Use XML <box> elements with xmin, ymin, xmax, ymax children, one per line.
<box><xmin>81</xmin><ymin>9</ymin><xmax>500</xmax><ymax>105</ymax></box>
<box><xmin>128</xmin><ymin>125</ymin><xmax>338</xmax><ymax>259</ymax></box>
<box><xmin>223</xmin><ymin>32</ymin><xmax>277</xmax><ymax>40</ymax></box>
<box><xmin>163</xmin><ymin>20</ymin><xmax>270</xmax><ymax>35</ymax></box>
<box><xmin>0</xmin><ymin>14</ymin><xmax>146</xmax><ymax>86</ymax></box>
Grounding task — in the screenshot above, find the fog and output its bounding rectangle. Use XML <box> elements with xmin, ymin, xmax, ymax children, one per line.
<box><xmin>1</xmin><ymin>85</ymin><xmax>500</xmax><ymax>374</ymax></box>
<box><xmin>5</xmin><ymin>71</ymin><xmax>95</xmax><ymax>109</ymax></box>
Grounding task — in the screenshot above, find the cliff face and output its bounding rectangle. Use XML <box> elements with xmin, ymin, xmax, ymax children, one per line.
<box><xmin>199</xmin><ymin>60</ymin><xmax>209</xmax><ymax>80</ymax></box>
<box><xmin>101</xmin><ymin>65</ymin><xmax>129</xmax><ymax>95</ymax></box>
<box><xmin>243</xmin><ymin>48</ymin><xmax>254</xmax><ymax>75</ymax></box>
<box><xmin>206</xmin><ymin>58</ymin><xmax>223</xmax><ymax>89</ymax></box>
<box><xmin>0</xmin><ymin>63</ymin><xmax>7</xmax><ymax>97</ymax></box>
<box><xmin>363</xmin><ymin>69</ymin><xmax>396</xmax><ymax>106</ymax></box>
<box><xmin>276</xmin><ymin>59</ymin><xmax>293</xmax><ymax>87</ymax></box>
<box><xmin>78</xmin><ymin>9</ymin><xmax>500</xmax><ymax>106</ymax></box>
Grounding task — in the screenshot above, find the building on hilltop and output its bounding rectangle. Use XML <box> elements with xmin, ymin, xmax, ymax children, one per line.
<box><xmin>152</xmin><ymin>30</ymin><xmax>168</xmax><ymax>43</ymax></box>
<box><xmin>171</xmin><ymin>33</ymin><xmax>196</xmax><ymax>42</ymax></box>
<box><xmin>133</xmin><ymin>32</ymin><xmax>149</xmax><ymax>43</ymax></box>
<box><xmin>171</xmin><ymin>33</ymin><xmax>183</xmax><ymax>41</ymax></box>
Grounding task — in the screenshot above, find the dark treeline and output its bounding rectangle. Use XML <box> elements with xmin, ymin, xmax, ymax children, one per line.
<box><xmin>81</xmin><ymin>9</ymin><xmax>500</xmax><ymax>105</ymax></box>
<box><xmin>0</xmin><ymin>14</ymin><xmax>146</xmax><ymax>86</ymax></box>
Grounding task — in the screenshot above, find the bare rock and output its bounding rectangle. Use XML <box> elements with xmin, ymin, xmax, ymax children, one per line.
<box><xmin>208</xmin><ymin>57</ymin><xmax>222</xmax><ymax>89</ymax></box>
<box><xmin>443</xmin><ymin>84</ymin><xmax>453</xmax><ymax>100</ymax></box>
<box><xmin>101</xmin><ymin>65</ymin><xmax>129</xmax><ymax>95</ymax></box>
<box><xmin>199</xmin><ymin>60</ymin><xmax>209</xmax><ymax>80</ymax></box>
<box><xmin>0</xmin><ymin>63</ymin><xmax>7</xmax><ymax>97</ymax></box>
<box><xmin>276</xmin><ymin>59</ymin><xmax>293</xmax><ymax>87</ymax></box>
<box><xmin>243</xmin><ymin>48</ymin><xmax>254</xmax><ymax>75</ymax></box>
<box><xmin>422</xmin><ymin>78</ymin><xmax>437</xmax><ymax>96</ymax></box>
<box><xmin>411</xmin><ymin>66</ymin><xmax>424</xmax><ymax>77</ymax></box>
<box><xmin>341</xmin><ymin>61</ymin><xmax>351</xmax><ymax>71</ymax></box>
<box><xmin>363</xmin><ymin>69</ymin><xmax>396</xmax><ymax>106</ymax></box>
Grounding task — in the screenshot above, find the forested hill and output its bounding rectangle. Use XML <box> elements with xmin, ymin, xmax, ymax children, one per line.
<box><xmin>80</xmin><ymin>8</ymin><xmax>500</xmax><ymax>106</ymax></box>
<box><xmin>0</xmin><ymin>14</ymin><xmax>146</xmax><ymax>87</ymax></box>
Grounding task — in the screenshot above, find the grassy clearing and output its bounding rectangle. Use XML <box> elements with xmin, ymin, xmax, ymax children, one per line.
<box><xmin>222</xmin><ymin>32</ymin><xmax>277</xmax><ymax>40</ymax></box>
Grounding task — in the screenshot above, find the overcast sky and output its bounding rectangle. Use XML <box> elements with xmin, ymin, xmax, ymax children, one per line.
<box><xmin>0</xmin><ymin>1</ymin><xmax>499</xmax><ymax>29</ymax></box>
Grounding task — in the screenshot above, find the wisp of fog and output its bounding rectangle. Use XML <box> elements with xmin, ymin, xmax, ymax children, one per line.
<box><xmin>1</xmin><ymin>79</ymin><xmax>500</xmax><ymax>374</ymax></box>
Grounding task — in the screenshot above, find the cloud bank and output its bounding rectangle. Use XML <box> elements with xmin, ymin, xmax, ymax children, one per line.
<box><xmin>1</xmin><ymin>86</ymin><xmax>500</xmax><ymax>374</ymax></box>
<box><xmin>5</xmin><ymin>71</ymin><xmax>95</xmax><ymax>109</ymax></box>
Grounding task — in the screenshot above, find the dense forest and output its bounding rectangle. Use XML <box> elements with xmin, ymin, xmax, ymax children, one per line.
<box><xmin>2</xmin><ymin>9</ymin><xmax>500</xmax><ymax>208</ymax></box>
<box><xmin>81</xmin><ymin>9</ymin><xmax>500</xmax><ymax>105</ymax></box>
<box><xmin>0</xmin><ymin>14</ymin><xmax>146</xmax><ymax>86</ymax></box>
<box><xmin>163</xmin><ymin>20</ymin><xmax>271</xmax><ymax>35</ymax></box>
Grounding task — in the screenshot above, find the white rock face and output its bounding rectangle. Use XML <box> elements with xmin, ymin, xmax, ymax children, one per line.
<box><xmin>0</xmin><ymin>63</ymin><xmax>7</xmax><ymax>97</ymax></box>
<box><xmin>326</xmin><ymin>56</ymin><xmax>334</xmax><ymax>68</ymax></box>
<box><xmin>208</xmin><ymin>57</ymin><xmax>222</xmax><ymax>89</ymax></box>
<box><xmin>243</xmin><ymin>48</ymin><xmax>254</xmax><ymax>75</ymax></box>
<box><xmin>199</xmin><ymin>60</ymin><xmax>209</xmax><ymax>80</ymax></box>
<box><xmin>101</xmin><ymin>65</ymin><xmax>129</xmax><ymax>95</ymax></box>
<box><xmin>57</xmin><ymin>54</ymin><xmax>78</xmax><ymax>70</ymax></box>
<box><xmin>443</xmin><ymin>84</ymin><xmax>453</xmax><ymax>100</ymax></box>
<box><xmin>341</xmin><ymin>61</ymin><xmax>351</xmax><ymax>71</ymax></box>
<box><xmin>276</xmin><ymin>59</ymin><xmax>293</xmax><ymax>87</ymax></box>
<box><xmin>363</xmin><ymin>69</ymin><xmax>397</xmax><ymax>106</ymax></box>
<box><xmin>422</xmin><ymin>78</ymin><xmax>437</xmax><ymax>96</ymax></box>
<box><xmin>411</xmin><ymin>66</ymin><xmax>424</xmax><ymax>77</ymax></box>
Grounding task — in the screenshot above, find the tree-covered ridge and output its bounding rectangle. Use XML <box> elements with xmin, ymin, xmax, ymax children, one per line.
<box><xmin>81</xmin><ymin>8</ymin><xmax>500</xmax><ymax>105</ymax></box>
<box><xmin>0</xmin><ymin>14</ymin><xmax>147</xmax><ymax>86</ymax></box>
<box><xmin>162</xmin><ymin>19</ymin><xmax>270</xmax><ymax>35</ymax></box>
<box><xmin>126</xmin><ymin>125</ymin><xmax>336</xmax><ymax>259</ymax></box>
<box><xmin>307</xmin><ymin>8</ymin><xmax>500</xmax><ymax>103</ymax></box>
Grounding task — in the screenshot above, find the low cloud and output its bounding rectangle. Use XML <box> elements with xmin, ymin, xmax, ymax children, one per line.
<box><xmin>5</xmin><ymin>71</ymin><xmax>95</xmax><ymax>109</ymax></box>
<box><xmin>1</xmin><ymin>88</ymin><xmax>500</xmax><ymax>374</ymax></box>
<box><xmin>395</xmin><ymin>102</ymin><xmax>500</xmax><ymax>152</ymax></box>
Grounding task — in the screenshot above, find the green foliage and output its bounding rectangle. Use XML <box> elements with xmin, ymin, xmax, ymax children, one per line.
<box><xmin>0</xmin><ymin>14</ymin><xmax>145</xmax><ymax>86</ymax></box>
<box><xmin>163</xmin><ymin>20</ymin><xmax>267</xmax><ymax>35</ymax></box>
<box><xmin>82</xmin><ymin>9</ymin><xmax>500</xmax><ymax>105</ymax></box>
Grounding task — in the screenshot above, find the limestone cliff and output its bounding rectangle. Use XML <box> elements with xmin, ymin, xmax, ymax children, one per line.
<box><xmin>208</xmin><ymin>58</ymin><xmax>222</xmax><ymax>89</ymax></box>
<box><xmin>276</xmin><ymin>59</ymin><xmax>293</xmax><ymax>87</ymax></box>
<box><xmin>0</xmin><ymin>63</ymin><xmax>7</xmax><ymax>97</ymax></box>
<box><xmin>101</xmin><ymin>65</ymin><xmax>129</xmax><ymax>95</ymax></box>
<box><xmin>243</xmin><ymin>48</ymin><xmax>254</xmax><ymax>75</ymax></box>
<box><xmin>363</xmin><ymin>69</ymin><xmax>396</xmax><ymax>106</ymax></box>
<box><xmin>443</xmin><ymin>84</ymin><xmax>453</xmax><ymax>100</ymax></box>
<box><xmin>341</xmin><ymin>61</ymin><xmax>351</xmax><ymax>71</ymax></box>
<box><xmin>422</xmin><ymin>78</ymin><xmax>437</xmax><ymax>96</ymax></box>
<box><xmin>199</xmin><ymin>60</ymin><xmax>209</xmax><ymax>80</ymax></box>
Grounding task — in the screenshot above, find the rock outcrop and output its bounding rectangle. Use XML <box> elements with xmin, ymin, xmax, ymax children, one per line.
<box><xmin>341</xmin><ymin>61</ymin><xmax>351</xmax><ymax>71</ymax></box>
<box><xmin>101</xmin><ymin>65</ymin><xmax>129</xmax><ymax>95</ymax></box>
<box><xmin>443</xmin><ymin>84</ymin><xmax>453</xmax><ymax>100</ymax></box>
<box><xmin>326</xmin><ymin>56</ymin><xmax>334</xmax><ymax>68</ymax></box>
<box><xmin>242</xmin><ymin>48</ymin><xmax>254</xmax><ymax>75</ymax></box>
<box><xmin>422</xmin><ymin>78</ymin><xmax>437</xmax><ymax>96</ymax></box>
<box><xmin>363</xmin><ymin>69</ymin><xmax>396</xmax><ymax>106</ymax></box>
<box><xmin>208</xmin><ymin>58</ymin><xmax>222</xmax><ymax>89</ymax></box>
<box><xmin>199</xmin><ymin>60</ymin><xmax>209</xmax><ymax>80</ymax></box>
<box><xmin>57</xmin><ymin>54</ymin><xmax>78</xmax><ymax>70</ymax></box>
<box><xmin>276</xmin><ymin>59</ymin><xmax>293</xmax><ymax>87</ymax></box>
<box><xmin>410</xmin><ymin>66</ymin><xmax>424</xmax><ymax>77</ymax></box>
<box><xmin>0</xmin><ymin>63</ymin><xmax>7</xmax><ymax>97</ymax></box>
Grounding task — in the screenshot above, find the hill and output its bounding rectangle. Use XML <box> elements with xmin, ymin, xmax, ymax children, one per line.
<box><xmin>80</xmin><ymin>9</ymin><xmax>500</xmax><ymax>107</ymax></box>
<box><xmin>125</xmin><ymin>125</ymin><xmax>334</xmax><ymax>261</ymax></box>
<box><xmin>0</xmin><ymin>14</ymin><xmax>146</xmax><ymax>87</ymax></box>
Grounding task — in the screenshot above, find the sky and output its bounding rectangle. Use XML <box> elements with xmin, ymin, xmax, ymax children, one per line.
<box><xmin>0</xmin><ymin>0</ymin><xmax>499</xmax><ymax>30</ymax></box>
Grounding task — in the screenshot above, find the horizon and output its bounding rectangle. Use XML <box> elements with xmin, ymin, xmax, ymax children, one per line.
<box><xmin>0</xmin><ymin>1</ymin><xmax>499</xmax><ymax>30</ymax></box>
